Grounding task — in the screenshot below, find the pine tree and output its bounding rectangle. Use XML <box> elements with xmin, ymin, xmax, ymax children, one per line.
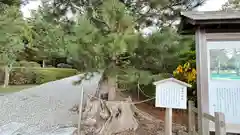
<box><xmin>33</xmin><ymin>0</ymin><xmax>203</xmax><ymax>99</ymax></box>
<box><xmin>65</xmin><ymin>0</ymin><xmax>140</xmax><ymax>100</ymax></box>
<box><xmin>40</xmin><ymin>0</ymin><xmax>204</xmax><ymax>29</ymax></box>
<box><xmin>26</xmin><ymin>12</ymin><xmax>66</xmax><ymax>67</ymax></box>
<box><xmin>65</xmin><ymin>0</ymin><xmax>193</xmax><ymax>100</ymax></box>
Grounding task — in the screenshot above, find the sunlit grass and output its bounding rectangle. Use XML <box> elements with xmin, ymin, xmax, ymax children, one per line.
<box><xmin>0</xmin><ymin>85</ymin><xmax>37</xmax><ymax>93</ymax></box>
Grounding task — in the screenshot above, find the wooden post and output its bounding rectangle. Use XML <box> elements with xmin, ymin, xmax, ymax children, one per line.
<box><xmin>77</xmin><ymin>86</ymin><xmax>84</xmax><ymax>135</ymax></box>
<box><xmin>188</xmin><ymin>101</ymin><xmax>196</xmax><ymax>135</ymax></box>
<box><xmin>214</xmin><ymin>112</ymin><xmax>226</xmax><ymax>135</ymax></box>
<box><xmin>195</xmin><ymin>28</ymin><xmax>209</xmax><ymax>135</ymax></box>
<box><xmin>165</xmin><ymin>108</ymin><xmax>172</xmax><ymax>135</ymax></box>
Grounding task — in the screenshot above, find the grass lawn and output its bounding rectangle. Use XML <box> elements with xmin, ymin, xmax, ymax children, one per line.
<box><xmin>0</xmin><ymin>85</ymin><xmax>37</xmax><ymax>93</ymax></box>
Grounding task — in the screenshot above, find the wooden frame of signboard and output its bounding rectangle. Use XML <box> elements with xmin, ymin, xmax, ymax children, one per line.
<box><xmin>179</xmin><ymin>11</ymin><xmax>240</xmax><ymax>135</ymax></box>
<box><xmin>199</xmin><ymin>32</ymin><xmax>240</xmax><ymax>134</ymax></box>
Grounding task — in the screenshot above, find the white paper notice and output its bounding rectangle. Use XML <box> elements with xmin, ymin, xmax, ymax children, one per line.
<box><xmin>207</xmin><ymin>41</ymin><xmax>240</xmax><ymax>133</ymax></box>
<box><xmin>155</xmin><ymin>82</ymin><xmax>187</xmax><ymax>109</ymax></box>
<box><xmin>209</xmin><ymin>81</ymin><xmax>240</xmax><ymax>124</ymax></box>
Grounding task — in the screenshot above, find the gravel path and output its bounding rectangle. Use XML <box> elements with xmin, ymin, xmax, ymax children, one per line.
<box><xmin>0</xmin><ymin>72</ymin><xmax>102</xmax><ymax>134</ymax></box>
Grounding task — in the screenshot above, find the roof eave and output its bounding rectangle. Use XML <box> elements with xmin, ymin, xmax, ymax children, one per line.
<box><xmin>153</xmin><ymin>78</ymin><xmax>192</xmax><ymax>88</ymax></box>
<box><xmin>178</xmin><ymin>12</ymin><xmax>240</xmax><ymax>34</ymax></box>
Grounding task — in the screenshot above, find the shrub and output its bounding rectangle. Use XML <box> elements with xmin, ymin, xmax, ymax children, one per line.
<box><xmin>1</xmin><ymin>67</ymin><xmax>78</xmax><ymax>85</ymax></box>
<box><xmin>0</xmin><ymin>61</ymin><xmax>40</xmax><ymax>85</ymax></box>
<box><xmin>33</xmin><ymin>68</ymin><xmax>78</xmax><ymax>84</ymax></box>
<box><xmin>10</xmin><ymin>68</ymin><xmax>36</xmax><ymax>85</ymax></box>
<box><xmin>173</xmin><ymin>62</ymin><xmax>197</xmax><ymax>103</ymax></box>
<box><xmin>18</xmin><ymin>61</ymin><xmax>41</xmax><ymax>67</ymax></box>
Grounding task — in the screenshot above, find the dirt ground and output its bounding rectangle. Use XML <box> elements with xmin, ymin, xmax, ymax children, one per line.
<box><xmin>119</xmin><ymin>92</ymin><xmax>189</xmax><ymax>126</ymax></box>
<box><xmin>135</xmin><ymin>101</ymin><xmax>189</xmax><ymax>126</ymax></box>
<box><xmin>129</xmin><ymin>109</ymin><xmax>187</xmax><ymax>135</ymax></box>
<box><xmin>114</xmin><ymin>92</ymin><xmax>188</xmax><ymax>135</ymax></box>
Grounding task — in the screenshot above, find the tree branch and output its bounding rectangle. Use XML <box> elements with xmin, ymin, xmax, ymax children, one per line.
<box><xmin>135</xmin><ymin>0</ymin><xmax>206</xmax><ymax>23</ymax></box>
<box><xmin>135</xmin><ymin>1</ymin><xmax>183</xmax><ymax>23</ymax></box>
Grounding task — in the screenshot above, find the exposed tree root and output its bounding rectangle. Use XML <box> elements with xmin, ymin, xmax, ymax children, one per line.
<box><xmin>79</xmin><ymin>96</ymin><xmax>187</xmax><ymax>135</ymax></box>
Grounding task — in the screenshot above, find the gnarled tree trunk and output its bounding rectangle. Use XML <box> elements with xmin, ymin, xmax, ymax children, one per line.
<box><xmin>107</xmin><ymin>77</ymin><xmax>116</xmax><ymax>101</ymax></box>
<box><xmin>100</xmin><ymin>69</ymin><xmax>117</xmax><ymax>101</ymax></box>
<box><xmin>81</xmin><ymin>97</ymin><xmax>139</xmax><ymax>135</ymax></box>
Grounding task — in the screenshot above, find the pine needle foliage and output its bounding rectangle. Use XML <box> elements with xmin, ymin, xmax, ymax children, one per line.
<box><xmin>0</xmin><ymin>6</ymin><xmax>27</xmax><ymax>66</ymax></box>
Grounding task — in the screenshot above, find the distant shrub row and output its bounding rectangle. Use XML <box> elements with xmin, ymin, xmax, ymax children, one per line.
<box><xmin>0</xmin><ymin>67</ymin><xmax>78</xmax><ymax>85</ymax></box>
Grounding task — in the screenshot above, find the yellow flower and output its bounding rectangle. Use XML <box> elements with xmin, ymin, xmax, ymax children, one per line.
<box><xmin>177</xmin><ymin>65</ymin><xmax>183</xmax><ymax>73</ymax></box>
<box><xmin>173</xmin><ymin>63</ymin><xmax>196</xmax><ymax>84</ymax></box>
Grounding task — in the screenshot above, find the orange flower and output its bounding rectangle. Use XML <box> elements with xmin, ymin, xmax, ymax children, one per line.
<box><xmin>173</xmin><ymin>63</ymin><xmax>196</xmax><ymax>85</ymax></box>
<box><xmin>177</xmin><ymin>65</ymin><xmax>183</xmax><ymax>73</ymax></box>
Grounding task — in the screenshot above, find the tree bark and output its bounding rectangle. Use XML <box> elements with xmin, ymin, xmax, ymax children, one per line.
<box><xmin>3</xmin><ymin>65</ymin><xmax>10</xmax><ymax>88</ymax></box>
<box><xmin>42</xmin><ymin>60</ymin><xmax>46</xmax><ymax>68</ymax></box>
<box><xmin>107</xmin><ymin>77</ymin><xmax>116</xmax><ymax>101</ymax></box>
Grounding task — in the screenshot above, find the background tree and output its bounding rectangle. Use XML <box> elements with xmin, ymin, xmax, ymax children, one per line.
<box><xmin>0</xmin><ymin>0</ymin><xmax>21</xmax><ymax>7</ymax></box>
<box><xmin>0</xmin><ymin>5</ymin><xmax>29</xmax><ymax>87</ymax></box>
<box><xmin>178</xmin><ymin>36</ymin><xmax>196</xmax><ymax>67</ymax></box>
<box><xmin>122</xmin><ymin>28</ymin><xmax>192</xmax><ymax>99</ymax></box>
<box><xmin>40</xmin><ymin>0</ymin><xmax>204</xmax><ymax>30</ymax></box>
<box><xmin>222</xmin><ymin>0</ymin><xmax>240</xmax><ymax>10</ymax></box>
<box><xmin>173</xmin><ymin>36</ymin><xmax>198</xmax><ymax>103</ymax></box>
<box><xmin>26</xmin><ymin>12</ymin><xmax>67</xmax><ymax>67</ymax></box>
<box><xmin>134</xmin><ymin>28</ymin><xmax>191</xmax><ymax>74</ymax></box>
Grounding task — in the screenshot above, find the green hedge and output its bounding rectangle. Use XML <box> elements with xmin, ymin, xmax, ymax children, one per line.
<box><xmin>33</xmin><ymin>68</ymin><xmax>78</xmax><ymax>84</ymax></box>
<box><xmin>18</xmin><ymin>61</ymin><xmax>41</xmax><ymax>67</ymax></box>
<box><xmin>0</xmin><ymin>67</ymin><xmax>78</xmax><ymax>85</ymax></box>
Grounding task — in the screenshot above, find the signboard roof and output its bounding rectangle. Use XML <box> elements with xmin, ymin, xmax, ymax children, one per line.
<box><xmin>178</xmin><ymin>11</ymin><xmax>240</xmax><ymax>34</ymax></box>
<box><xmin>181</xmin><ymin>11</ymin><xmax>240</xmax><ymax>21</ymax></box>
<box><xmin>153</xmin><ymin>78</ymin><xmax>192</xmax><ymax>88</ymax></box>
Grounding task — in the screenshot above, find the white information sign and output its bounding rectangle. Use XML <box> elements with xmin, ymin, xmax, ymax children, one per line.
<box><xmin>154</xmin><ymin>81</ymin><xmax>187</xmax><ymax>109</ymax></box>
<box><xmin>153</xmin><ymin>78</ymin><xmax>190</xmax><ymax>135</ymax></box>
<box><xmin>207</xmin><ymin>41</ymin><xmax>240</xmax><ymax>133</ymax></box>
<box><xmin>209</xmin><ymin>82</ymin><xmax>240</xmax><ymax>123</ymax></box>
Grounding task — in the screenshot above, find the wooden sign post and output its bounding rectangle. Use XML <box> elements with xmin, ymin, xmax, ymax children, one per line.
<box><xmin>153</xmin><ymin>78</ymin><xmax>191</xmax><ymax>135</ymax></box>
